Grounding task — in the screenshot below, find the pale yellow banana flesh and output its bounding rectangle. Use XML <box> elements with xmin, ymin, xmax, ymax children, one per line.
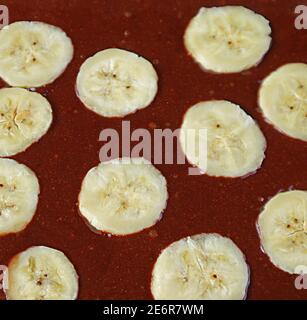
<box><xmin>258</xmin><ymin>190</ymin><xmax>307</xmax><ymax>274</ymax></box>
<box><xmin>0</xmin><ymin>88</ymin><xmax>52</xmax><ymax>157</ymax></box>
<box><xmin>5</xmin><ymin>246</ymin><xmax>79</xmax><ymax>300</ymax></box>
<box><xmin>0</xmin><ymin>21</ymin><xmax>73</xmax><ymax>87</ymax></box>
<box><xmin>259</xmin><ymin>63</ymin><xmax>307</xmax><ymax>142</ymax></box>
<box><xmin>184</xmin><ymin>6</ymin><xmax>272</xmax><ymax>73</ymax></box>
<box><xmin>180</xmin><ymin>100</ymin><xmax>266</xmax><ymax>177</ymax></box>
<box><xmin>151</xmin><ymin>233</ymin><xmax>249</xmax><ymax>300</ymax></box>
<box><xmin>78</xmin><ymin>157</ymin><xmax>168</xmax><ymax>235</ymax></box>
<box><xmin>0</xmin><ymin>158</ymin><xmax>39</xmax><ymax>236</ymax></box>
<box><xmin>76</xmin><ymin>48</ymin><xmax>158</xmax><ymax>117</ymax></box>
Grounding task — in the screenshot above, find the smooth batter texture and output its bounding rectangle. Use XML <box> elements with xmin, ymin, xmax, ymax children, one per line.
<box><xmin>0</xmin><ymin>0</ymin><xmax>306</xmax><ymax>300</ymax></box>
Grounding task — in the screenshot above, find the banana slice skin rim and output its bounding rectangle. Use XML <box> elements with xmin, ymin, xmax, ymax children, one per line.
<box><xmin>257</xmin><ymin>190</ymin><xmax>307</xmax><ymax>274</ymax></box>
<box><xmin>5</xmin><ymin>246</ymin><xmax>79</xmax><ymax>300</ymax></box>
<box><xmin>0</xmin><ymin>158</ymin><xmax>40</xmax><ymax>236</ymax></box>
<box><xmin>76</xmin><ymin>48</ymin><xmax>158</xmax><ymax>118</ymax></box>
<box><xmin>259</xmin><ymin>63</ymin><xmax>307</xmax><ymax>142</ymax></box>
<box><xmin>78</xmin><ymin>157</ymin><xmax>168</xmax><ymax>236</ymax></box>
<box><xmin>151</xmin><ymin>233</ymin><xmax>250</xmax><ymax>300</ymax></box>
<box><xmin>0</xmin><ymin>21</ymin><xmax>74</xmax><ymax>88</ymax></box>
<box><xmin>180</xmin><ymin>100</ymin><xmax>267</xmax><ymax>178</ymax></box>
<box><xmin>184</xmin><ymin>6</ymin><xmax>272</xmax><ymax>73</ymax></box>
<box><xmin>0</xmin><ymin>87</ymin><xmax>53</xmax><ymax>157</ymax></box>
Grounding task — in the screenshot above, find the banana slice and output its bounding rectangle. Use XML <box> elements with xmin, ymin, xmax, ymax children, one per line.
<box><xmin>257</xmin><ymin>190</ymin><xmax>307</xmax><ymax>274</ymax></box>
<box><xmin>78</xmin><ymin>157</ymin><xmax>168</xmax><ymax>235</ymax></box>
<box><xmin>180</xmin><ymin>100</ymin><xmax>266</xmax><ymax>177</ymax></box>
<box><xmin>151</xmin><ymin>233</ymin><xmax>249</xmax><ymax>300</ymax></box>
<box><xmin>0</xmin><ymin>88</ymin><xmax>52</xmax><ymax>157</ymax></box>
<box><xmin>0</xmin><ymin>21</ymin><xmax>73</xmax><ymax>87</ymax></box>
<box><xmin>259</xmin><ymin>63</ymin><xmax>307</xmax><ymax>142</ymax></box>
<box><xmin>184</xmin><ymin>6</ymin><xmax>272</xmax><ymax>73</ymax></box>
<box><xmin>76</xmin><ymin>48</ymin><xmax>158</xmax><ymax>117</ymax></box>
<box><xmin>5</xmin><ymin>246</ymin><xmax>78</xmax><ymax>300</ymax></box>
<box><xmin>0</xmin><ymin>158</ymin><xmax>39</xmax><ymax>236</ymax></box>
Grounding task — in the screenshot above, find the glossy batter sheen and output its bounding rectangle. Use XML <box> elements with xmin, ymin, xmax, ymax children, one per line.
<box><xmin>0</xmin><ymin>0</ymin><xmax>306</xmax><ymax>300</ymax></box>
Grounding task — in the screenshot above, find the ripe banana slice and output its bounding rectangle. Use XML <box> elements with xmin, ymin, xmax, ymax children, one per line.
<box><xmin>259</xmin><ymin>63</ymin><xmax>307</xmax><ymax>142</ymax></box>
<box><xmin>0</xmin><ymin>21</ymin><xmax>73</xmax><ymax>87</ymax></box>
<box><xmin>76</xmin><ymin>48</ymin><xmax>158</xmax><ymax>117</ymax></box>
<box><xmin>257</xmin><ymin>190</ymin><xmax>307</xmax><ymax>274</ymax></box>
<box><xmin>0</xmin><ymin>88</ymin><xmax>52</xmax><ymax>157</ymax></box>
<box><xmin>151</xmin><ymin>233</ymin><xmax>249</xmax><ymax>300</ymax></box>
<box><xmin>78</xmin><ymin>157</ymin><xmax>168</xmax><ymax>235</ymax></box>
<box><xmin>0</xmin><ymin>158</ymin><xmax>39</xmax><ymax>236</ymax></box>
<box><xmin>180</xmin><ymin>100</ymin><xmax>266</xmax><ymax>177</ymax></box>
<box><xmin>5</xmin><ymin>246</ymin><xmax>79</xmax><ymax>300</ymax></box>
<box><xmin>184</xmin><ymin>6</ymin><xmax>272</xmax><ymax>73</ymax></box>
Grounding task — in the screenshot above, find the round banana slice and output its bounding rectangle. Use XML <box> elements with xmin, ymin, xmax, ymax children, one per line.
<box><xmin>0</xmin><ymin>88</ymin><xmax>52</xmax><ymax>157</ymax></box>
<box><xmin>5</xmin><ymin>246</ymin><xmax>79</xmax><ymax>300</ymax></box>
<box><xmin>78</xmin><ymin>157</ymin><xmax>168</xmax><ymax>235</ymax></box>
<box><xmin>257</xmin><ymin>190</ymin><xmax>307</xmax><ymax>274</ymax></box>
<box><xmin>184</xmin><ymin>6</ymin><xmax>272</xmax><ymax>73</ymax></box>
<box><xmin>76</xmin><ymin>48</ymin><xmax>158</xmax><ymax>117</ymax></box>
<box><xmin>180</xmin><ymin>100</ymin><xmax>266</xmax><ymax>177</ymax></box>
<box><xmin>0</xmin><ymin>21</ymin><xmax>73</xmax><ymax>87</ymax></box>
<box><xmin>151</xmin><ymin>233</ymin><xmax>249</xmax><ymax>300</ymax></box>
<box><xmin>259</xmin><ymin>63</ymin><xmax>307</xmax><ymax>142</ymax></box>
<box><xmin>0</xmin><ymin>158</ymin><xmax>39</xmax><ymax>236</ymax></box>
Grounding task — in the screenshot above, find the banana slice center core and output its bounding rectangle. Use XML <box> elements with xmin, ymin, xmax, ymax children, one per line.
<box><xmin>0</xmin><ymin>179</ymin><xmax>18</xmax><ymax>219</ymax></box>
<box><xmin>210</xmin><ymin>23</ymin><xmax>252</xmax><ymax>52</ymax></box>
<box><xmin>180</xmin><ymin>246</ymin><xmax>228</xmax><ymax>294</ymax></box>
<box><xmin>7</xmin><ymin>35</ymin><xmax>46</xmax><ymax>71</ymax></box>
<box><xmin>285</xmin><ymin>82</ymin><xmax>307</xmax><ymax>118</ymax></box>
<box><xmin>100</xmin><ymin>176</ymin><xmax>152</xmax><ymax>217</ymax></box>
<box><xmin>0</xmin><ymin>99</ymin><xmax>33</xmax><ymax>136</ymax></box>
<box><xmin>25</xmin><ymin>256</ymin><xmax>64</xmax><ymax>299</ymax></box>
<box><xmin>90</xmin><ymin>66</ymin><xmax>134</xmax><ymax>97</ymax></box>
